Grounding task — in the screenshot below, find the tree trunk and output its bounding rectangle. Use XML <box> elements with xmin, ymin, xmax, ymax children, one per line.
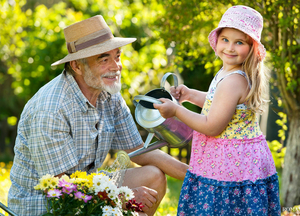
<box><xmin>281</xmin><ymin>112</ymin><xmax>300</xmax><ymax>207</ymax></box>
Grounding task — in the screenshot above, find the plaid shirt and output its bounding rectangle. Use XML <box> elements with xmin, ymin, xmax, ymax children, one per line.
<box><xmin>8</xmin><ymin>71</ymin><xmax>143</xmax><ymax>215</ymax></box>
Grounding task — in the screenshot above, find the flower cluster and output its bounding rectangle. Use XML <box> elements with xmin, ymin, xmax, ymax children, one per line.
<box><xmin>34</xmin><ymin>171</ymin><xmax>143</xmax><ymax>216</ymax></box>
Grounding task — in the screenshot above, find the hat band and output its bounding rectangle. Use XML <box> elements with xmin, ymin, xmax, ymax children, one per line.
<box><xmin>67</xmin><ymin>32</ymin><xmax>114</xmax><ymax>54</ymax></box>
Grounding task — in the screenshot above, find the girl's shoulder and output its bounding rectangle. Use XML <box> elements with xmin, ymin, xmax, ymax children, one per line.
<box><xmin>217</xmin><ymin>70</ymin><xmax>249</xmax><ymax>85</ymax></box>
<box><xmin>215</xmin><ymin>70</ymin><xmax>251</xmax><ymax>97</ymax></box>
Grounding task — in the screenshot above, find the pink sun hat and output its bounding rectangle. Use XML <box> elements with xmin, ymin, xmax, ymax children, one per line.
<box><xmin>208</xmin><ymin>5</ymin><xmax>266</xmax><ymax>61</ymax></box>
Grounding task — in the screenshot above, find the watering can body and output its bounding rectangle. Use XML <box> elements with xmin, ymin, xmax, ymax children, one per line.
<box><xmin>128</xmin><ymin>73</ymin><xmax>193</xmax><ymax>158</ymax></box>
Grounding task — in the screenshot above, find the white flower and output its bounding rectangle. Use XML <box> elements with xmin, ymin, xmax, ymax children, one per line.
<box><xmin>111</xmin><ymin>207</ymin><xmax>123</xmax><ymax>216</ymax></box>
<box><xmin>108</xmin><ymin>191</ymin><xmax>118</xmax><ymax>200</ymax></box>
<box><xmin>119</xmin><ymin>186</ymin><xmax>134</xmax><ymax>200</ymax></box>
<box><xmin>93</xmin><ymin>175</ymin><xmax>102</xmax><ymax>188</ymax></box>
<box><xmin>108</xmin><ymin>183</ymin><xmax>119</xmax><ymax>200</ymax></box>
<box><xmin>102</xmin><ymin>205</ymin><xmax>112</xmax><ymax>213</ymax></box>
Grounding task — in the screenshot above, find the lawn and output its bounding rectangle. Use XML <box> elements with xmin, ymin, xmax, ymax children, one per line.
<box><xmin>0</xmin><ymin>161</ymin><xmax>299</xmax><ymax>216</ymax></box>
<box><xmin>0</xmin><ymin>161</ymin><xmax>183</xmax><ymax>216</ymax></box>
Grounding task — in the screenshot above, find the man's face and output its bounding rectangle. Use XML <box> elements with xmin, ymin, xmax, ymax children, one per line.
<box><xmin>82</xmin><ymin>48</ymin><xmax>123</xmax><ymax>94</ymax></box>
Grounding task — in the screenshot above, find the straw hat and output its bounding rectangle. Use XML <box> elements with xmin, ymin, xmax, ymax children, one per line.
<box><xmin>208</xmin><ymin>5</ymin><xmax>266</xmax><ymax>61</ymax></box>
<box><xmin>51</xmin><ymin>15</ymin><xmax>136</xmax><ymax>66</ymax></box>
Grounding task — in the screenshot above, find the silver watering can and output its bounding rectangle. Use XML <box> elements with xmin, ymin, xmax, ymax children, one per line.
<box><xmin>117</xmin><ymin>73</ymin><xmax>193</xmax><ymax>163</ymax></box>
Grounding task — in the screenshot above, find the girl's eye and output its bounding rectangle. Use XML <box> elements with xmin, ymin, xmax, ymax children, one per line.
<box><xmin>237</xmin><ymin>41</ymin><xmax>243</xmax><ymax>45</ymax></box>
<box><xmin>222</xmin><ymin>38</ymin><xmax>229</xmax><ymax>42</ymax></box>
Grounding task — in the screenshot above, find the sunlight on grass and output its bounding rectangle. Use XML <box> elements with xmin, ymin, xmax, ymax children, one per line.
<box><xmin>0</xmin><ymin>162</ymin><xmax>12</xmax><ymax>216</ymax></box>
<box><xmin>1</xmin><ymin>161</ymin><xmax>299</xmax><ymax>215</ymax></box>
<box><xmin>155</xmin><ymin>176</ymin><xmax>183</xmax><ymax>216</ymax></box>
<box><xmin>0</xmin><ymin>161</ymin><xmax>183</xmax><ymax>216</ymax></box>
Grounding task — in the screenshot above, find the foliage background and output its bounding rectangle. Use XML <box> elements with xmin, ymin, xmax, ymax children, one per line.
<box><xmin>1</xmin><ymin>0</ymin><xmax>299</xmax><ymax>214</ymax></box>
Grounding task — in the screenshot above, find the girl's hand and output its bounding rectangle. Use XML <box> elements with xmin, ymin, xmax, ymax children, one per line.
<box><xmin>170</xmin><ymin>85</ymin><xmax>190</xmax><ymax>104</ymax></box>
<box><xmin>153</xmin><ymin>98</ymin><xmax>178</xmax><ymax>119</ymax></box>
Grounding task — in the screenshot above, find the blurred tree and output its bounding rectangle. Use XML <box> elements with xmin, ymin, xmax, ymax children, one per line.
<box><xmin>0</xmin><ymin>0</ymin><xmax>84</xmax><ymax>119</ymax></box>
<box><xmin>263</xmin><ymin>0</ymin><xmax>300</xmax><ymax>207</ymax></box>
<box><xmin>1</xmin><ymin>0</ymin><xmax>300</xmax><ymax>207</ymax></box>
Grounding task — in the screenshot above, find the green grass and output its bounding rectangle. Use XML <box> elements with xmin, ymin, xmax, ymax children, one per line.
<box><xmin>155</xmin><ymin>176</ymin><xmax>183</xmax><ymax>216</ymax></box>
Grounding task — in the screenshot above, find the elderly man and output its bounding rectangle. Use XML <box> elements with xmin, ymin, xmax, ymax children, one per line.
<box><xmin>8</xmin><ymin>15</ymin><xmax>188</xmax><ymax>216</ymax></box>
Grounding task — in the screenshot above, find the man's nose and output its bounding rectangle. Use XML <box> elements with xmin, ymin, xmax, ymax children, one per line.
<box><xmin>110</xmin><ymin>59</ymin><xmax>121</xmax><ymax>71</ymax></box>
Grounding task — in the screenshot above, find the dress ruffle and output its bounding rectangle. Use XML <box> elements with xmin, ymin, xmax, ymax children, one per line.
<box><xmin>189</xmin><ymin>134</ymin><xmax>277</xmax><ymax>182</ymax></box>
<box><xmin>177</xmin><ymin>171</ymin><xmax>281</xmax><ymax>216</ymax></box>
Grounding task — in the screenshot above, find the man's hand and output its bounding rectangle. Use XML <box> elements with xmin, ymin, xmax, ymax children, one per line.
<box><xmin>132</xmin><ymin>186</ymin><xmax>158</xmax><ymax>213</ymax></box>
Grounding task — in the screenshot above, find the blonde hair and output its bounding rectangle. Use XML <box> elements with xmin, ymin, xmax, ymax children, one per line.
<box><xmin>216</xmin><ymin>28</ymin><xmax>270</xmax><ymax>113</ymax></box>
<box><xmin>242</xmin><ymin>41</ymin><xmax>270</xmax><ymax>114</ymax></box>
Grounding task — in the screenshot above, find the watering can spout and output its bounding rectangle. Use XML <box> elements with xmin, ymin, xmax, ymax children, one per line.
<box><xmin>127</xmin><ymin>140</ymin><xmax>168</xmax><ymax>158</ymax></box>
<box><xmin>116</xmin><ymin>140</ymin><xmax>168</xmax><ymax>168</ymax></box>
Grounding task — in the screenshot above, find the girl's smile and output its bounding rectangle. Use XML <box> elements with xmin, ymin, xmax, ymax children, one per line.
<box><xmin>216</xmin><ymin>28</ymin><xmax>252</xmax><ymax>71</ymax></box>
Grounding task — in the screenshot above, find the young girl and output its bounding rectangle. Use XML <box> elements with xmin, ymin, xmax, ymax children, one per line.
<box><xmin>154</xmin><ymin>5</ymin><xmax>281</xmax><ymax>216</ymax></box>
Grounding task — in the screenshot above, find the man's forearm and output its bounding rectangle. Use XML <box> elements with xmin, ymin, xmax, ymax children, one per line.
<box><xmin>130</xmin><ymin>149</ymin><xmax>188</xmax><ymax>180</ymax></box>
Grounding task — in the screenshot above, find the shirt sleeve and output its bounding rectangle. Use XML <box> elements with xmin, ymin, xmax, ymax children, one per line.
<box><xmin>28</xmin><ymin>110</ymin><xmax>78</xmax><ymax>177</ymax></box>
<box><xmin>110</xmin><ymin>95</ymin><xmax>143</xmax><ymax>150</ymax></box>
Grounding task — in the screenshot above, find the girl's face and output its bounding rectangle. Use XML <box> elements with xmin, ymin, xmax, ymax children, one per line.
<box><xmin>216</xmin><ymin>28</ymin><xmax>252</xmax><ymax>70</ymax></box>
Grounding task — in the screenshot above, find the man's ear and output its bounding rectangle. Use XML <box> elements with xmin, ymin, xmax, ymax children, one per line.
<box><xmin>70</xmin><ymin>60</ymin><xmax>83</xmax><ymax>76</ymax></box>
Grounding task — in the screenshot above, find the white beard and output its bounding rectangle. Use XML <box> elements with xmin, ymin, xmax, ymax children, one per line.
<box><xmin>83</xmin><ymin>64</ymin><xmax>121</xmax><ymax>94</ymax></box>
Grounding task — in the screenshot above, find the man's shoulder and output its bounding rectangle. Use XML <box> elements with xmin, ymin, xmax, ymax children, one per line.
<box><xmin>23</xmin><ymin>73</ymin><xmax>74</xmax><ymax>115</ymax></box>
<box><xmin>108</xmin><ymin>92</ymin><xmax>128</xmax><ymax>108</ymax></box>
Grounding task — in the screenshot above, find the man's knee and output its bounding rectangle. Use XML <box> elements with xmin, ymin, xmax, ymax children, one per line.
<box><xmin>123</xmin><ymin>165</ymin><xmax>167</xmax><ymax>192</ymax></box>
<box><xmin>145</xmin><ymin>165</ymin><xmax>167</xmax><ymax>191</ymax></box>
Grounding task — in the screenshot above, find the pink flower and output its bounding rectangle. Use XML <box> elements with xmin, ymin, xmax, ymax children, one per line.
<box><xmin>58</xmin><ymin>180</ymin><xmax>77</xmax><ymax>194</ymax></box>
<box><xmin>234</xmin><ymin>189</ymin><xmax>240</xmax><ymax>196</ymax></box>
<box><xmin>47</xmin><ymin>189</ymin><xmax>62</xmax><ymax>198</ymax></box>
<box><xmin>58</xmin><ymin>179</ymin><xmax>75</xmax><ymax>188</ymax></box>
<box><xmin>75</xmin><ymin>191</ymin><xmax>85</xmax><ymax>199</ymax></box>
<box><xmin>245</xmin><ymin>188</ymin><xmax>252</xmax><ymax>195</ymax></box>
<box><xmin>260</xmin><ymin>188</ymin><xmax>266</xmax><ymax>195</ymax></box>
<box><xmin>74</xmin><ymin>191</ymin><xmax>92</xmax><ymax>203</ymax></box>
<box><xmin>234</xmin><ymin>207</ymin><xmax>241</xmax><ymax>213</ymax></box>
<box><xmin>183</xmin><ymin>194</ymin><xmax>189</xmax><ymax>200</ymax></box>
<box><xmin>203</xmin><ymin>203</ymin><xmax>209</xmax><ymax>210</ymax></box>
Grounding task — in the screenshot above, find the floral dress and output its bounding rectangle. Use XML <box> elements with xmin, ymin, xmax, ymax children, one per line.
<box><xmin>177</xmin><ymin>70</ymin><xmax>281</xmax><ymax>216</ymax></box>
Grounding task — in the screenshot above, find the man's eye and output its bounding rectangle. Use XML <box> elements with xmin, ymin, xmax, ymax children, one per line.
<box><xmin>100</xmin><ymin>58</ymin><xmax>108</xmax><ymax>63</ymax></box>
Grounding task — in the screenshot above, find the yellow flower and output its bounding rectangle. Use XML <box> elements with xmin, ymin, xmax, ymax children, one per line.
<box><xmin>60</xmin><ymin>174</ymin><xmax>74</xmax><ymax>183</ymax></box>
<box><xmin>49</xmin><ymin>177</ymin><xmax>59</xmax><ymax>188</ymax></box>
<box><xmin>34</xmin><ymin>184</ymin><xmax>41</xmax><ymax>190</ymax></box>
<box><xmin>71</xmin><ymin>171</ymin><xmax>87</xmax><ymax>179</ymax></box>
<box><xmin>40</xmin><ymin>178</ymin><xmax>50</xmax><ymax>190</ymax></box>
<box><xmin>40</xmin><ymin>174</ymin><xmax>54</xmax><ymax>182</ymax></box>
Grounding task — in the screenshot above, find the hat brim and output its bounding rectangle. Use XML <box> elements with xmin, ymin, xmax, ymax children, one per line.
<box><xmin>51</xmin><ymin>37</ymin><xmax>136</xmax><ymax>66</ymax></box>
<box><xmin>208</xmin><ymin>26</ymin><xmax>266</xmax><ymax>61</ymax></box>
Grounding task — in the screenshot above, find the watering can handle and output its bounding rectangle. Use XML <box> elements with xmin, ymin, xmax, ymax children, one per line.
<box><xmin>160</xmin><ymin>72</ymin><xmax>178</xmax><ymax>89</ymax></box>
<box><xmin>133</xmin><ymin>95</ymin><xmax>163</xmax><ymax>107</ymax></box>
